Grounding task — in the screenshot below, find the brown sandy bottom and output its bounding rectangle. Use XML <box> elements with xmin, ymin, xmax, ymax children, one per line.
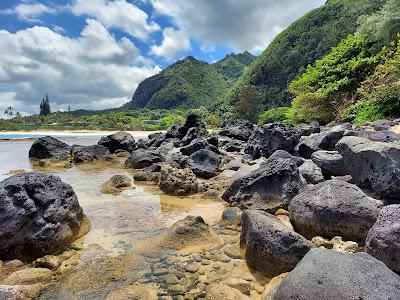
<box><xmin>36</xmin><ymin>221</ymin><xmax>271</xmax><ymax>300</ymax></box>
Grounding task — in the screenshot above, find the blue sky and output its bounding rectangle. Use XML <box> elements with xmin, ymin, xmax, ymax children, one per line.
<box><xmin>0</xmin><ymin>0</ymin><xmax>324</xmax><ymax>115</ymax></box>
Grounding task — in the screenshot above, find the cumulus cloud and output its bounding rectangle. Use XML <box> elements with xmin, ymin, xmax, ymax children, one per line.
<box><xmin>0</xmin><ymin>19</ymin><xmax>160</xmax><ymax>114</ymax></box>
<box><xmin>150</xmin><ymin>0</ymin><xmax>325</xmax><ymax>52</ymax></box>
<box><xmin>71</xmin><ymin>0</ymin><xmax>160</xmax><ymax>41</ymax></box>
<box><xmin>151</xmin><ymin>27</ymin><xmax>191</xmax><ymax>61</ymax></box>
<box><xmin>1</xmin><ymin>2</ymin><xmax>57</xmax><ymax>23</ymax></box>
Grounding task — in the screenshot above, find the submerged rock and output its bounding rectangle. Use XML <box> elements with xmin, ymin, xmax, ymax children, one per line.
<box><xmin>365</xmin><ymin>205</ymin><xmax>400</xmax><ymax>272</ymax></box>
<box><xmin>0</xmin><ymin>173</ymin><xmax>88</xmax><ymax>259</ymax></box>
<box><xmin>159</xmin><ymin>165</ymin><xmax>198</xmax><ymax>196</ymax></box>
<box><xmin>244</xmin><ymin>124</ymin><xmax>300</xmax><ymax>159</ymax></box>
<box><xmin>337</xmin><ymin>136</ymin><xmax>400</xmax><ymax>199</ymax></box>
<box><xmin>161</xmin><ymin>216</ymin><xmax>214</xmax><ymax>250</ymax></box>
<box><xmin>125</xmin><ymin>149</ymin><xmax>164</xmax><ymax>169</ymax></box>
<box><xmin>98</xmin><ymin>131</ymin><xmax>136</xmax><ymax>153</ymax></box>
<box><xmin>29</xmin><ymin>136</ymin><xmax>71</xmax><ymax>161</ymax></box>
<box><xmin>270</xmin><ymin>248</ymin><xmax>400</xmax><ymax>300</ymax></box>
<box><xmin>222</xmin><ymin>151</ymin><xmax>301</xmax><ymax>212</ymax></box>
<box><xmin>101</xmin><ymin>175</ymin><xmax>132</xmax><ymax>194</ymax></box>
<box><xmin>241</xmin><ymin>210</ymin><xmax>313</xmax><ymax>277</ymax></box>
<box><xmin>289</xmin><ymin>180</ymin><xmax>379</xmax><ymax>242</ymax></box>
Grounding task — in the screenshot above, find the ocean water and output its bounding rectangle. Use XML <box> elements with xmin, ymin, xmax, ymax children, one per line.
<box><xmin>0</xmin><ymin>133</ymin><xmax>105</xmax><ymax>140</ymax></box>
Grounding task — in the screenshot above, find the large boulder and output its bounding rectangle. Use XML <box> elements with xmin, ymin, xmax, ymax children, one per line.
<box><xmin>289</xmin><ymin>180</ymin><xmax>379</xmax><ymax>242</ymax></box>
<box><xmin>71</xmin><ymin>145</ymin><xmax>112</xmax><ymax>163</ymax></box>
<box><xmin>166</xmin><ymin>114</ymin><xmax>207</xmax><ymax>145</ymax></box>
<box><xmin>159</xmin><ymin>165</ymin><xmax>198</xmax><ymax>196</ymax></box>
<box><xmin>186</xmin><ymin>149</ymin><xmax>222</xmax><ymax>179</ymax></box>
<box><xmin>125</xmin><ymin>149</ymin><xmax>164</xmax><ymax>169</ymax></box>
<box><xmin>98</xmin><ymin>132</ymin><xmax>136</xmax><ymax>153</ymax></box>
<box><xmin>222</xmin><ymin>151</ymin><xmax>301</xmax><ymax>212</ymax></box>
<box><xmin>365</xmin><ymin>205</ymin><xmax>400</xmax><ymax>272</ymax></box>
<box><xmin>218</xmin><ymin>119</ymin><xmax>255</xmax><ymax>142</ymax></box>
<box><xmin>270</xmin><ymin>248</ymin><xmax>400</xmax><ymax>300</ymax></box>
<box><xmin>0</xmin><ymin>173</ymin><xmax>87</xmax><ymax>259</ymax></box>
<box><xmin>311</xmin><ymin>150</ymin><xmax>346</xmax><ymax>177</ymax></box>
<box><xmin>244</xmin><ymin>124</ymin><xmax>300</xmax><ymax>159</ymax></box>
<box><xmin>297</xmin><ymin>123</ymin><xmax>352</xmax><ymax>159</ymax></box>
<box><xmin>241</xmin><ymin>210</ymin><xmax>313</xmax><ymax>277</ymax></box>
<box><xmin>337</xmin><ymin>136</ymin><xmax>400</xmax><ymax>199</ymax></box>
<box><xmin>29</xmin><ymin>137</ymin><xmax>71</xmax><ymax>161</ymax></box>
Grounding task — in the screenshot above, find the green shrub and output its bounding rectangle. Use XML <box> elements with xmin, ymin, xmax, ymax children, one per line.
<box><xmin>258</xmin><ymin>107</ymin><xmax>290</xmax><ymax>125</ymax></box>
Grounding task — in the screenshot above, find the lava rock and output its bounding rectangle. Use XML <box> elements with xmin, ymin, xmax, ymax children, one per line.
<box><xmin>222</xmin><ymin>151</ymin><xmax>301</xmax><ymax>212</ymax></box>
<box><xmin>186</xmin><ymin>149</ymin><xmax>222</xmax><ymax>179</ymax></box>
<box><xmin>270</xmin><ymin>248</ymin><xmax>400</xmax><ymax>300</ymax></box>
<box><xmin>218</xmin><ymin>119</ymin><xmax>255</xmax><ymax>142</ymax></box>
<box><xmin>98</xmin><ymin>132</ymin><xmax>136</xmax><ymax>153</ymax></box>
<box><xmin>296</xmin><ymin>121</ymin><xmax>320</xmax><ymax>136</ymax></box>
<box><xmin>289</xmin><ymin>180</ymin><xmax>379</xmax><ymax>242</ymax></box>
<box><xmin>0</xmin><ymin>173</ymin><xmax>87</xmax><ymax>259</ymax></box>
<box><xmin>166</xmin><ymin>114</ymin><xmax>207</xmax><ymax>141</ymax></box>
<box><xmin>244</xmin><ymin>124</ymin><xmax>300</xmax><ymax>159</ymax></box>
<box><xmin>29</xmin><ymin>137</ymin><xmax>71</xmax><ymax>161</ymax></box>
<box><xmin>159</xmin><ymin>165</ymin><xmax>198</xmax><ymax>196</ymax></box>
<box><xmin>125</xmin><ymin>149</ymin><xmax>164</xmax><ymax>169</ymax></box>
<box><xmin>298</xmin><ymin>160</ymin><xmax>324</xmax><ymax>184</ymax></box>
<box><xmin>71</xmin><ymin>145</ymin><xmax>112</xmax><ymax>163</ymax></box>
<box><xmin>241</xmin><ymin>210</ymin><xmax>313</xmax><ymax>277</ymax></box>
<box><xmin>337</xmin><ymin>136</ymin><xmax>400</xmax><ymax>199</ymax></box>
<box><xmin>180</xmin><ymin>138</ymin><xmax>219</xmax><ymax>156</ymax></box>
<box><xmin>311</xmin><ymin>150</ymin><xmax>346</xmax><ymax>177</ymax></box>
<box><xmin>365</xmin><ymin>205</ymin><xmax>400</xmax><ymax>272</ymax></box>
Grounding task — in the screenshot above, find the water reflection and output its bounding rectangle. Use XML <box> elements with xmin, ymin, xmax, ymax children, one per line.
<box><xmin>0</xmin><ymin>138</ymin><xmax>226</xmax><ymax>256</ymax></box>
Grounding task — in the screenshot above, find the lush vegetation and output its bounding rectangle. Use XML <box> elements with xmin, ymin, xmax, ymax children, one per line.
<box><xmin>284</xmin><ymin>0</ymin><xmax>400</xmax><ymax>124</ymax></box>
<box><xmin>342</xmin><ymin>37</ymin><xmax>400</xmax><ymax>124</ymax></box>
<box><xmin>0</xmin><ymin>106</ymin><xmax>237</xmax><ymax>131</ymax></box>
<box><xmin>258</xmin><ymin>107</ymin><xmax>290</xmax><ymax>125</ymax></box>
<box><xmin>128</xmin><ymin>52</ymin><xmax>255</xmax><ymax>110</ymax></box>
<box><xmin>228</xmin><ymin>0</ymin><xmax>385</xmax><ymax>109</ymax></box>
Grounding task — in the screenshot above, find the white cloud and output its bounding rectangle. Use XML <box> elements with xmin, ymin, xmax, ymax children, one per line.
<box><xmin>150</xmin><ymin>0</ymin><xmax>325</xmax><ymax>52</ymax></box>
<box><xmin>151</xmin><ymin>27</ymin><xmax>191</xmax><ymax>61</ymax></box>
<box><xmin>0</xmin><ymin>19</ymin><xmax>160</xmax><ymax>114</ymax></box>
<box><xmin>71</xmin><ymin>0</ymin><xmax>160</xmax><ymax>41</ymax></box>
<box><xmin>1</xmin><ymin>2</ymin><xmax>57</xmax><ymax>23</ymax></box>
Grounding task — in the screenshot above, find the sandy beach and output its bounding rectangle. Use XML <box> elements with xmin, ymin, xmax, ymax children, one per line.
<box><xmin>0</xmin><ymin>129</ymin><xmax>164</xmax><ymax>137</ymax></box>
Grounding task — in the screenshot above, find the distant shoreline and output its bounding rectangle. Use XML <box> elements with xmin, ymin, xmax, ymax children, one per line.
<box><xmin>0</xmin><ymin>129</ymin><xmax>164</xmax><ymax>136</ymax></box>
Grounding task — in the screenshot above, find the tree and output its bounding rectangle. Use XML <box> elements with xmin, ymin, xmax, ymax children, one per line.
<box><xmin>40</xmin><ymin>95</ymin><xmax>51</xmax><ymax>116</ymax></box>
<box><xmin>235</xmin><ymin>85</ymin><xmax>263</xmax><ymax>123</ymax></box>
<box><xmin>4</xmin><ymin>106</ymin><xmax>14</xmax><ymax>117</ymax></box>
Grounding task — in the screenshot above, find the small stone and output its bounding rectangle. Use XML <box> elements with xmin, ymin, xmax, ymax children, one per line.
<box><xmin>191</xmin><ymin>254</ymin><xmax>202</xmax><ymax>262</ymax></box>
<box><xmin>201</xmin><ymin>260</ymin><xmax>211</xmax><ymax>266</ymax></box>
<box><xmin>185</xmin><ymin>263</ymin><xmax>199</xmax><ymax>274</ymax></box>
<box><xmin>223</xmin><ymin>278</ymin><xmax>251</xmax><ymax>296</ymax></box>
<box><xmin>3</xmin><ymin>260</ymin><xmax>23</xmax><ymax>273</ymax></box>
<box><xmin>3</xmin><ymin>268</ymin><xmax>53</xmax><ymax>285</ymax></box>
<box><xmin>311</xmin><ymin>236</ymin><xmax>334</xmax><ymax>249</ymax></box>
<box><xmin>0</xmin><ymin>285</ymin><xmax>44</xmax><ymax>299</ymax></box>
<box><xmin>212</xmin><ymin>262</ymin><xmax>221</xmax><ymax>270</ymax></box>
<box><xmin>168</xmin><ymin>284</ymin><xmax>185</xmax><ymax>295</ymax></box>
<box><xmin>153</xmin><ymin>268</ymin><xmax>169</xmax><ymax>276</ymax></box>
<box><xmin>33</xmin><ymin>255</ymin><xmax>62</xmax><ymax>270</ymax></box>
<box><xmin>223</xmin><ymin>245</ymin><xmax>241</xmax><ymax>259</ymax></box>
<box><xmin>214</xmin><ymin>253</ymin><xmax>231</xmax><ymax>263</ymax></box>
<box><xmin>163</xmin><ymin>274</ymin><xmax>180</xmax><ymax>285</ymax></box>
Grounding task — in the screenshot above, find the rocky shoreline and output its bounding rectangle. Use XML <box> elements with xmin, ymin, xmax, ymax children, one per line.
<box><xmin>1</xmin><ymin>115</ymin><xmax>400</xmax><ymax>299</ymax></box>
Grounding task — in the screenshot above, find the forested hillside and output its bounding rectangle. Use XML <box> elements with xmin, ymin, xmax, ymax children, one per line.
<box><xmin>128</xmin><ymin>52</ymin><xmax>256</xmax><ymax>110</ymax></box>
<box><xmin>228</xmin><ymin>0</ymin><xmax>385</xmax><ymax>108</ymax></box>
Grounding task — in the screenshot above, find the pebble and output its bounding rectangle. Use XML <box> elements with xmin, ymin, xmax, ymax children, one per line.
<box><xmin>33</xmin><ymin>255</ymin><xmax>62</xmax><ymax>270</ymax></box>
<box><xmin>3</xmin><ymin>268</ymin><xmax>53</xmax><ymax>285</ymax></box>
<box><xmin>201</xmin><ymin>259</ymin><xmax>211</xmax><ymax>266</ymax></box>
<box><xmin>153</xmin><ymin>268</ymin><xmax>169</xmax><ymax>276</ymax></box>
<box><xmin>191</xmin><ymin>254</ymin><xmax>202</xmax><ymax>262</ymax></box>
<box><xmin>167</xmin><ymin>284</ymin><xmax>185</xmax><ymax>295</ymax></box>
<box><xmin>223</xmin><ymin>278</ymin><xmax>251</xmax><ymax>295</ymax></box>
<box><xmin>185</xmin><ymin>263</ymin><xmax>199</xmax><ymax>273</ymax></box>
<box><xmin>3</xmin><ymin>259</ymin><xmax>23</xmax><ymax>272</ymax></box>
<box><xmin>163</xmin><ymin>274</ymin><xmax>180</xmax><ymax>285</ymax></box>
<box><xmin>223</xmin><ymin>245</ymin><xmax>241</xmax><ymax>259</ymax></box>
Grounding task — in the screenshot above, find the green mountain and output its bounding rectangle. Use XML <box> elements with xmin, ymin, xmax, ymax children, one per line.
<box><xmin>229</xmin><ymin>0</ymin><xmax>386</xmax><ymax>108</ymax></box>
<box><xmin>128</xmin><ymin>52</ymin><xmax>256</xmax><ymax>110</ymax></box>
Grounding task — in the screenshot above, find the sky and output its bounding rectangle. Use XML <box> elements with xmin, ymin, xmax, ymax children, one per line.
<box><xmin>0</xmin><ymin>0</ymin><xmax>325</xmax><ymax>116</ymax></box>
